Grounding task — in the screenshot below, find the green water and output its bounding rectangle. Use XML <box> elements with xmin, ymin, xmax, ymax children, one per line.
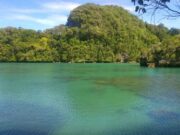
<box><xmin>0</xmin><ymin>64</ymin><xmax>179</xmax><ymax>135</ymax></box>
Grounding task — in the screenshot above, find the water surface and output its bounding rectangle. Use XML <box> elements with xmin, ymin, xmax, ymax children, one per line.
<box><xmin>0</xmin><ymin>64</ymin><xmax>179</xmax><ymax>135</ymax></box>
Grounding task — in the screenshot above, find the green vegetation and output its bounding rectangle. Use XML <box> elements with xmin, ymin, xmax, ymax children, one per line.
<box><xmin>0</xmin><ymin>27</ymin><xmax>59</xmax><ymax>62</ymax></box>
<box><xmin>0</xmin><ymin>4</ymin><xmax>179</xmax><ymax>66</ymax></box>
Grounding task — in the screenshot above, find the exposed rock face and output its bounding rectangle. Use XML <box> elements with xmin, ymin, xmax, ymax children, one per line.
<box><xmin>148</xmin><ymin>63</ymin><xmax>155</xmax><ymax>68</ymax></box>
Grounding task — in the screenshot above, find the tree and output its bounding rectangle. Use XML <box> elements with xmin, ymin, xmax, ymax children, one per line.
<box><xmin>132</xmin><ymin>0</ymin><xmax>180</xmax><ymax>17</ymax></box>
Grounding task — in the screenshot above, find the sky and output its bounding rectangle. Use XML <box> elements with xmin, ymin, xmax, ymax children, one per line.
<box><xmin>0</xmin><ymin>0</ymin><xmax>179</xmax><ymax>30</ymax></box>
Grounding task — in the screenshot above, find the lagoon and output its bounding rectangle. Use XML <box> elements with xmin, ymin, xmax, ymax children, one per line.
<box><xmin>0</xmin><ymin>64</ymin><xmax>179</xmax><ymax>135</ymax></box>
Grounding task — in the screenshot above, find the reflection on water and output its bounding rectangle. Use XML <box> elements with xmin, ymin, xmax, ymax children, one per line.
<box><xmin>0</xmin><ymin>64</ymin><xmax>179</xmax><ymax>135</ymax></box>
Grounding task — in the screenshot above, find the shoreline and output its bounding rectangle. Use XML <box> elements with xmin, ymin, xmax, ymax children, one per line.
<box><xmin>0</xmin><ymin>61</ymin><xmax>180</xmax><ymax>68</ymax></box>
<box><xmin>0</xmin><ymin>61</ymin><xmax>138</xmax><ymax>64</ymax></box>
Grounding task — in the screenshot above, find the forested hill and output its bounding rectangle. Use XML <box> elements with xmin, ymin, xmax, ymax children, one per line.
<box><xmin>0</xmin><ymin>4</ymin><xmax>179</xmax><ymax>63</ymax></box>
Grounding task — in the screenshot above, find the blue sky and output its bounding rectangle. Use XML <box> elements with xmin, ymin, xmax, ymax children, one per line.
<box><xmin>0</xmin><ymin>0</ymin><xmax>179</xmax><ymax>30</ymax></box>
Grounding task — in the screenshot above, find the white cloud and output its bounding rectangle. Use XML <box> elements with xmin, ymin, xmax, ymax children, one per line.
<box><xmin>10</xmin><ymin>1</ymin><xmax>80</xmax><ymax>14</ymax></box>
<box><xmin>12</xmin><ymin>9</ymin><xmax>45</xmax><ymax>14</ymax></box>
<box><xmin>2</xmin><ymin>1</ymin><xmax>80</xmax><ymax>28</ymax></box>
<box><xmin>123</xmin><ymin>6</ymin><xmax>135</xmax><ymax>12</ymax></box>
<box><xmin>42</xmin><ymin>2</ymin><xmax>80</xmax><ymax>11</ymax></box>
<box><xmin>10</xmin><ymin>14</ymin><xmax>68</xmax><ymax>26</ymax></box>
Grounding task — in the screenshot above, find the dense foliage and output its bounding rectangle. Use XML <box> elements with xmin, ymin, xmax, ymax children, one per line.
<box><xmin>0</xmin><ymin>4</ymin><xmax>179</xmax><ymax>65</ymax></box>
<box><xmin>0</xmin><ymin>27</ymin><xmax>59</xmax><ymax>62</ymax></box>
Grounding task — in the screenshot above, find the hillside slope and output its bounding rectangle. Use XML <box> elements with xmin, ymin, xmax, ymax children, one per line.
<box><xmin>61</xmin><ymin>4</ymin><xmax>159</xmax><ymax>62</ymax></box>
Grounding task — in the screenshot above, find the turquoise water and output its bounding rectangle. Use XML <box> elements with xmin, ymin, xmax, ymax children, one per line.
<box><xmin>0</xmin><ymin>64</ymin><xmax>179</xmax><ymax>135</ymax></box>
